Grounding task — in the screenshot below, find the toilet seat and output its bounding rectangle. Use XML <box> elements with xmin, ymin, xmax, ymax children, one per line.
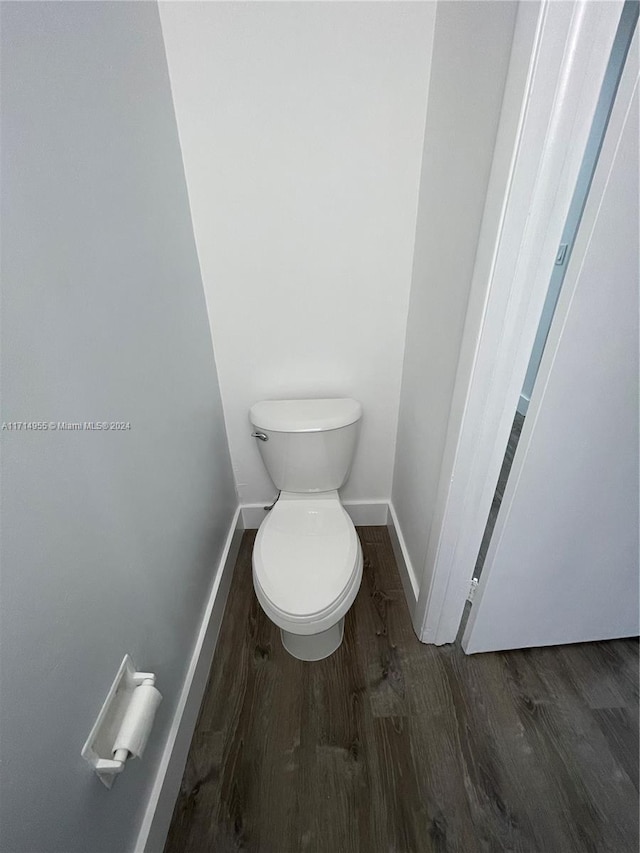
<box><xmin>252</xmin><ymin>494</ymin><xmax>363</xmax><ymax>635</ymax></box>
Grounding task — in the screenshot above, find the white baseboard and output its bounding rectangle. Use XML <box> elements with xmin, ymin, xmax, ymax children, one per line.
<box><xmin>134</xmin><ymin>507</ymin><xmax>244</xmax><ymax>853</ymax></box>
<box><xmin>344</xmin><ymin>500</ymin><xmax>389</xmax><ymax>526</ymax></box>
<box><xmin>387</xmin><ymin>502</ymin><xmax>419</xmax><ymax>614</ymax></box>
<box><xmin>241</xmin><ymin>503</ymin><xmax>269</xmax><ymax>529</ymax></box>
<box><xmin>241</xmin><ymin>499</ymin><xmax>389</xmax><ymax>530</ymax></box>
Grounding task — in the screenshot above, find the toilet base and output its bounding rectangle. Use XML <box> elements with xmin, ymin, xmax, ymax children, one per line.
<box><xmin>281</xmin><ymin>618</ymin><xmax>344</xmax><ymax>661</ymax></box>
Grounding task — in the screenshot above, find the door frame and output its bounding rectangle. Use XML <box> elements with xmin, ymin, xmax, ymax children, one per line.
<box><xmin>413</xmin><ymin>0</ymin><xmax>625</xmax><ymax>645</ymax></box>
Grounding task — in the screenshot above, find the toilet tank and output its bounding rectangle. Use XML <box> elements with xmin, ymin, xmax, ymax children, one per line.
<box><xmin>249</xmin><ymin>398</ymin><xmax>362</xmax><ymax>493</ymax></box>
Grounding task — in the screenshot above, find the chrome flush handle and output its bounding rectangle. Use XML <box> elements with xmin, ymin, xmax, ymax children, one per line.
<box><xmin>251</xmin><ymin>431</ymin><xmax>269</xmax><ymax>442</ymax></box>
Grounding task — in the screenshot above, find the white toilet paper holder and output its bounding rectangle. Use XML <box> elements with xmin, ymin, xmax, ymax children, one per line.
<box><xmin>81</xmin><ymin>655</ymin><xmax>162</xmax><ymax>788</ymax></box>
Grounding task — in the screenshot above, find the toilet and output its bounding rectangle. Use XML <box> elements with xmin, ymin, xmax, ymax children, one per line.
<box><xmin>249</xmin><ymin>398</ymin><xmax>363</xmax><ymax>661</ymax></box>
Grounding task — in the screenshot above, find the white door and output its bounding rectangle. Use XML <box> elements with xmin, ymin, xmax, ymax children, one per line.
<box><xmin>462</xmin><ymin>31</ymin><xmax>639</xmax><ymax>654</ymax></box>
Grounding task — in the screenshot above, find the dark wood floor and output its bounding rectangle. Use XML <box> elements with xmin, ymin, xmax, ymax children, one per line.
<box><xmin>165</xmin><ymin>527</ymin><xmax>639</xmax><ymax>853</ymax></box>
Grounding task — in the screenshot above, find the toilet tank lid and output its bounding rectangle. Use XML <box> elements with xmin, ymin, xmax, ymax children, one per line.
<box><xmin>250</xmin><ymin>398</ymin><xmax>362</xmax><ymax>433</ymax></box>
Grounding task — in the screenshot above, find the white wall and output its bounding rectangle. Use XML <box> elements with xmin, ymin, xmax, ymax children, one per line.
<box><xmin>159</xmin><ymin>1</ymin><xmax>436</xmax><ymax>505</ymax></box>
<box><xmin>392</xmin><ymin>1</ymin><xmax>518</xmax><ymax>590</ymax></box>
<box><xmin>0</xmin><ymin>4</ymin><xmax>237</xmax><ymax>852</ymax></box>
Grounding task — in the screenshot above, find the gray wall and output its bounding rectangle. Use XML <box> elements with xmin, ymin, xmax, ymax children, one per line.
<box><xmin>0</xmin><ymin>3</ymin><xmax>237</xmax><ymax>852</ymax></box>
<box><xmin>392</xmin><ymin>1</ymin><xmax>518</xmax><ymax>593</ymax></box>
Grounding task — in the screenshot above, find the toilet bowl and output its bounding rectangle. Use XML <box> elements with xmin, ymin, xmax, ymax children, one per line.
<box><xmin>249</xmin><ymin>397</ymin><xmax>363</xmax><ymax>661</ymax></box>
<box><xmin>252</xmin><ymin>492</ymin><xmax>363</xmax><ymax>660</ymax></box>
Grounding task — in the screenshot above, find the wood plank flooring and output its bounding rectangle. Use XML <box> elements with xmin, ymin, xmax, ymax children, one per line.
<box><xmin>165</xmin><ymin>526</ymin><xmax>639</xmax><ymax>853</ymax></box>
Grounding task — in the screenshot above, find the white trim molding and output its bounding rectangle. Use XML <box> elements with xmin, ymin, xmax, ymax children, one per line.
<box><xmin>134</xmin><ymin>507</ymin><xmax>244</xmax><ymax>853</ymax></box>
<box><xmin>241</xmin><ymin>502</ymin><xmax>272</xmax><ymax>530</ymax></box>
<box><xmin>413</xmin><ymin>0</ymin><xmax>624</xmax><ymax>645</ymax></box>
<box><xmin>387</xmin><ymin>503</ymin><xmax>419</xmax><ymax>612</ymax></box>
<box><xmin>343</xmin><ymin>500</ymin><xmax>389</xmax><ymax>527</ymax></box>
<box><xmin>241</xmin><ymin>499</ymin><xmax>389</xmax><ymax>530</ymax></box>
